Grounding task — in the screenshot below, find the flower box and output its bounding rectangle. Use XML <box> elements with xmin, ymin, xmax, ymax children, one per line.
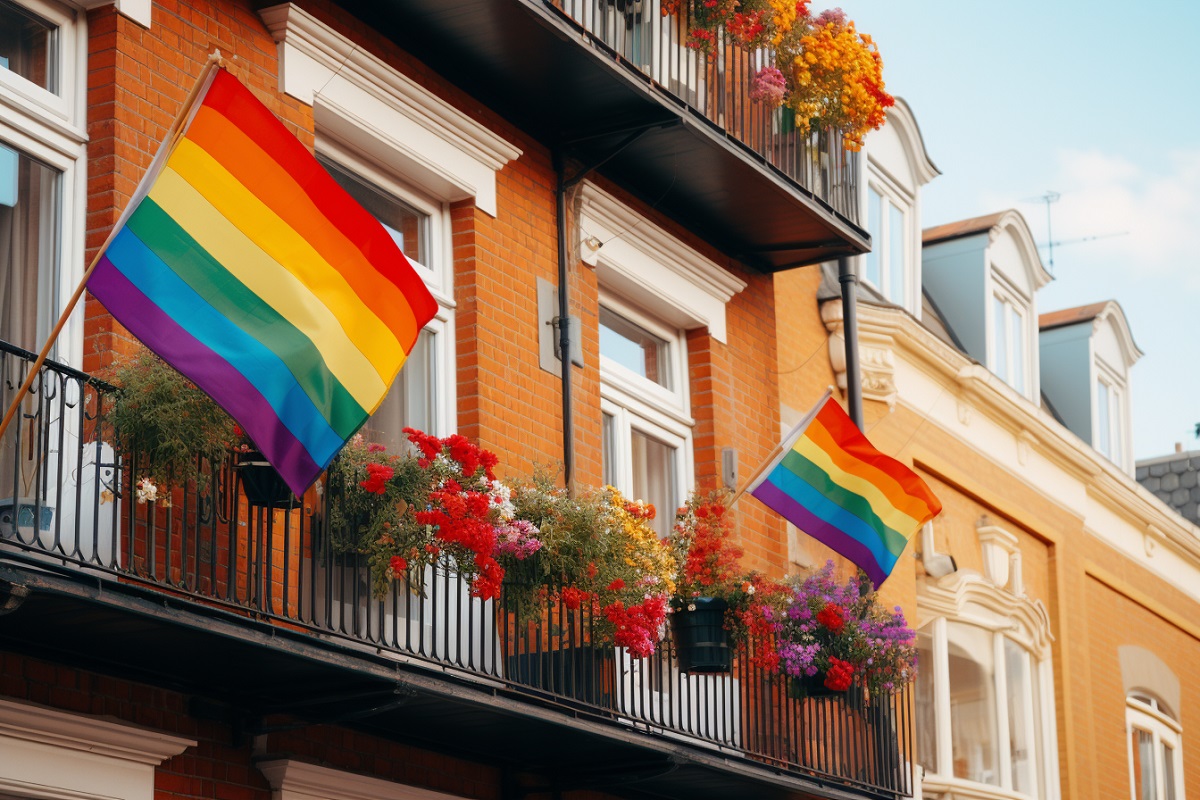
<box><xmin>670</xmin><ymin>597</ymin><xmax>732</xmax><ymax>674</ymax></box>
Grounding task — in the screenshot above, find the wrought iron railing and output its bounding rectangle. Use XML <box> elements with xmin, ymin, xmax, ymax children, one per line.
<box><xmin>0</xmin><ymin>341</ymin><xmax>909</xmax><ymax>797</ymax></box>
<box><xmin>551</xmin><ymin>0</ymin><xmax>859</xmax><ymax>222</ymax></box>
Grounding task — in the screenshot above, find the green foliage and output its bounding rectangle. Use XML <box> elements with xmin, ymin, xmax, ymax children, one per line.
<box><xmin>102</xmin><ymin>347</ymin><xmax>237</xmax><ymax>492</ymax></box>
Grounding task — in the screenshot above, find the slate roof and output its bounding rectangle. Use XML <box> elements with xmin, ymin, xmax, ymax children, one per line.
<box><xmin>1137</xmin><ymin>451</ymin><xmax>1200</xmax><ymax>526</ymax></box>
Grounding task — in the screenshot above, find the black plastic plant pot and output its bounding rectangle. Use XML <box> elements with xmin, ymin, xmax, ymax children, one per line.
<box><xmin>236</xmin><ymin>451</ymin><xmax>297</xmax><ymax>509</ymax></box>
<box><xmin>788</xmin><ymin>671</ymin><xmax>846</xmax><ymax>700</ymax></box>
<box><xmin>671</xmin><ymin>596</ymin><xmax>732</xmax><ymax>674</ymax></box>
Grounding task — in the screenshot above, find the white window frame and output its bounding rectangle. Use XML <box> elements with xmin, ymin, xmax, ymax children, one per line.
<box><xmin>918</xmin><ymin>573</ymin><xmax>1060</xmax><ymax>800</ymax></box>
<box><xmin>862</xmin><ymin>176</ymin><xmax>913</xmax><ymax>312</ymax></box>
<box><xmin>599</xmin><ymin>293</ymin><xmax>693</xmax><ymax>523</ymax></box>
<box><xmin>1127</xmin><ymin>695</ymin><xmax>1185</xmax><ymax>800</ymax></box>
<box><xmin>989</xmin><ymin>275</ymin><xmax>1033</xmax><ymax>399</ymax></box>
<box><xmin>1094</xmin><ymin>364</ymin><xmax>1128</xmax><ymax>470</ymax></box>
<box><xmin>316</xmin><ymin>122</ymin><xmax>456</xmax><ymax>438</ymax></box>
<box><xmin>0</xmin><ymin>0</ymin><xmax>87</xmax><ymax>367</ymax></box>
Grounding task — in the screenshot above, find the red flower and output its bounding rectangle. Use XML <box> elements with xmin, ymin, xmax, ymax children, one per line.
<box><xmin>607</xmin><ymin>578</ymin><xmax>625</xmax><ymax>591</ymax></box>
<box><xmin>360</xmin><ymin>462</ymin><xmax>394</xmax><ymax>494</ymax></box>
<box><xmin>816</xmin><ymin>602</ymin><xmax>845</xmax><ymax>635</ymax></box>
<box><xmin>562</xmin><ymin>586</ymin><xmax>590</xmax><ymax>610</ymax></box>
<box><xmin>823</xmin><ymin>656</ymin><xmax>855</xmax><ymax>692</ymax></box>
<box><xmin>389</xmin><ymin>555</ymin><xmax>408</xmax><ymax>577</ymax></box>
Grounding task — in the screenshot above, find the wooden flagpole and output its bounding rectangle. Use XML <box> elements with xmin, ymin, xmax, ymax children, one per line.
<box><xmin>0</xmin><ymin>51</ymin><xmax>227</xmax><ymax>443</ymax></box>
<box><xmin>726</xmin><ymin>386</ymin><xmax>834</xmax><ymax>508</ymax></box>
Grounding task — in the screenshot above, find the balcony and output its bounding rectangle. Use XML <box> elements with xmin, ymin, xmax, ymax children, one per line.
<box><xmin>0</xmin><ymin>343</ymin><xmax>910</xmax><ymax>800</ymax></box>
<box><xmin>333</xmin><ymin>0</ymin><xmax>869</xmax><ymax>271</ymax></box>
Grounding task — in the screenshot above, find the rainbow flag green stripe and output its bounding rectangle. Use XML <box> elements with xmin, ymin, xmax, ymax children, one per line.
<box><xmin>749</xmin><ymin>396</ymin><xmax>942</xmax><ymax>587</ymax></box>
<box><xmin>89</xmin><ymin>68</ymin><xmax>438</xmax><ymax>495</ymax></box>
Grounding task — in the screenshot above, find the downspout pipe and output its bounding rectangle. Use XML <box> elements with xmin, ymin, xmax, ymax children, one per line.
<box><xmin>837</xmin><ymin>256</ymin><xmax>864</xmax><ymax>428</ymax></box>
<box><xmin>554</xmin><ymin>148</ymin><xmax>575</xmax><ymax>491</ymax></box>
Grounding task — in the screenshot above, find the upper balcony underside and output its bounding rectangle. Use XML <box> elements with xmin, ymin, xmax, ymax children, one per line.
<box><xmin>335</xmin><ymin>0</ymin><xmax>868</xmax><ymax>271</ymax></box>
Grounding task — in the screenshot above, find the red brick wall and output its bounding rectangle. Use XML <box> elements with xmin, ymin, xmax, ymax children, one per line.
<box><xmin>77</xmin><ymin>0</ymin><xmax>793</xmax><ymax>559</ymax></box>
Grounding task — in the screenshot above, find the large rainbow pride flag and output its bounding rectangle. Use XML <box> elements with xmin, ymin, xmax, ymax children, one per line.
<box><xmin>89</xmin><ymin>67</ymin><xmax>438</xmax><ymax>496</ymax></box>
<box><xmin>747</xmin><ymin>393</ymin><xmax>941</xmax><ymax>587</ymax></box>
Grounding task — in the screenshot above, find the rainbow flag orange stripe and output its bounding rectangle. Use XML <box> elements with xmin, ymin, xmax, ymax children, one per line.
<box><xmin>89</xmin><ymin>68</ymin><xmax>437</xmax><ymax>495</ymax></box>
<box><xmin>747</xmin><ymin>394</ymin><xmax>941</xmax><ymax>587</ymax></box>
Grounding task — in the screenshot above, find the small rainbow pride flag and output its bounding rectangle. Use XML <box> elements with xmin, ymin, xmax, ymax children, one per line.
<box><xmin>89</xmin><ymin>67</ymin><xmax>437</xmax><ymax>496</ymax></box>
<box><xmin>747</xmin><ymin>392</ymin><xmax>941</xmax><ymax>587</ymax></box>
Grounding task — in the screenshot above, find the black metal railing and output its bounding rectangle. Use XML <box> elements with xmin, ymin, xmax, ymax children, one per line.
<box><xmin>552</xmin><ymin>0</ymin><xmax>859</xmax><ymax>222</ymax></box>
<box><xmin>0</xmin><ymin>341</ymin><xmax>909</xmax><ymax>797</ymax></box>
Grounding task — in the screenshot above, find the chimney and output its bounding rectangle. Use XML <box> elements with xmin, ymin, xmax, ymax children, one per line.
<box><xmin>1177</xmin><ymin>442</ymin><xmax>1184</xmax><ymax>454</ymax></box>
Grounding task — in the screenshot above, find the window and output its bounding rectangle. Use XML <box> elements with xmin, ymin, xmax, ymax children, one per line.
<box><xmin>1096</xmin><ymin>375</ymin><xmax>1124</xmax><ymax>466</ymax></box>
<box><xmin>864</xmin><ymin>184</ymin><xmax>909</xmax><ymax>307</ymax></box>
<box><xmin>1128</xmin><ymin>694</ymin><xmax>1183</xmax><ymax>800</ymax></box>
<box><xmin>917</xmin><ymin>573</ymin><xmax>1058</xmax><ymax>800</ymax></box>
<box><xmin>0</xmin><ymin>141</ymin><xmax>59</xmax><ymax>352</ymax></box>
<box><xmin>599</xmin><ymin>300</ymin><xmax>691</xmax><ymax>538</ymax></box>
<box><xmin>0</xmin><ymin>0</ymin><xmax>83</xmax><ymax>364</ymax></box>
<box><xmin>991</xmin><ymin>287</ymin><xmax>1029</xmax><ymax>396</ymax></box>
<box><xmin>317</xmin><ymin>152</ymin><xmax>453</xmax><ymax>446</ymax></box>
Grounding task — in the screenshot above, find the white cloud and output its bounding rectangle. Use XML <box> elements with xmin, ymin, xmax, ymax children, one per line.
<box><xmin>993</xmin><ymin>148</ymin><xmax>1200</xmax><ymax>286</ymax></box>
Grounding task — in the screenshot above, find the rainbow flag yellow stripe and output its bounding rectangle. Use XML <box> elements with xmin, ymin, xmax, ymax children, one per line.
<box><xmin>748</xmin><ymin>395</ymin><xmax>941</xmax><ymax>587</ymax></box>
<box><xmin>89</xmin><ymin>68</ymin><xmax>438</xmax><ymax>495</ymax></box>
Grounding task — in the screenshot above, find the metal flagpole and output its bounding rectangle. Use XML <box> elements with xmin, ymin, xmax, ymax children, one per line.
<box><xmin>837</xmin><ymin>255</ymin><xmax>864</xmax><ymax>429</ymax></box>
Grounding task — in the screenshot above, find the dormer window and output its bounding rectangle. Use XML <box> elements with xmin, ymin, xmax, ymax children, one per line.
<box><xmin>865</xmin><ymin>183</ymin><xmax>910</xmax><ymax>308</ymax></box>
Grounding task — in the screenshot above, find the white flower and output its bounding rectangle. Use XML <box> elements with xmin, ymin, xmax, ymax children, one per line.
<box><xmin>135</xmin><ymin>477</ymin><xmax>158</xmax><ymax>504</ymax></box>
<box><xmin>747</xmin><ymin>584</ymin><xmax>756</xmax><ymax>595</ymax></box>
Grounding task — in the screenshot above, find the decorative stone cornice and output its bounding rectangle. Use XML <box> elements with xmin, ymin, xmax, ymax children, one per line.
<box><xmin>579</xmin><ymin>182</ymin><xmax>745</xmax><ymax>343</ymax></box>
<box><xmin>259</xmin><ymin>3</ymin><xmax>521</xmax><ymax>217</ymax></box>
<box><xmin>820</xmin><ymin>299</ymin><xmax>897</xmax><ymax>409</ymax></box>
<box><xmin>918</xmin><ymin>570</ymin><xmax>1054</xmax><ymax>660</ymax></box>
<box><xmin>0</xmin><ymin>698</ymin><xmax>195</xmax><ymax>765</ymax></box>
<box><xmin>258</xmin><ymin>759</ymin><xmax>461</xmax><ymax>800</ymax></box>
<box><xmin>838</xmin><ymin>297</ymin><xmax>1200</xmax><ymax>588</ymax></box>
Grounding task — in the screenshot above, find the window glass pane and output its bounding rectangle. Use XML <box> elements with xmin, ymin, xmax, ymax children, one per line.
<box><xmin>915</xmin><ymin>627</ymin><xmax>938</xmax><ymax>775</ymax></box>
<box><xmin>865</xmin><ymin>187</ymin><xmax>881</xmax><ymax>288</ymax></box>
<box><xmin>599</xmin><ymin>307</ymin><xmax>671</xmax><ymax>390</ymax></box>
<box><xmin>1004</xmin><ymin>638</ymin><xmax>1035</xmax><ymax>794</ymax></box>
<box><xmin>0</xmin><ymin>142</ymin><xmax>59</xmax><ymax>352</ymax></box>
<box><xmin>630</xmin><ymin>428</ymin><xmax>676</xmax><ymax>538</ymax></box>
<box><xmin>1097</xmin><ymin>379</ymin><xmax>1111</xmax><ymax>457</ymax></box>
<box><xmin>0</xmin><ymin>0</ymin><xmax>57</xmax><ymax>94</ymax></box>
<box><xmin>602</xmin><ymin>411</ymin><xmax>616</xmax><ymax>488</ymax></box>
<box><xmin>1162</xmin><ymin>743</ymin><xmax>1176</xmax><ymax>800</ymax></box>
<box><xmin>362</xmin><ymin>329</ymin><xmax>435</xmax><ymax>450</ymax></box>
<box><xmin>888</xmin><ymin>201</ymin><xmax>905</xmax><ymax>304</ymax></box>
<box><xmin>1111</xmin><ymin>388</ymin><xmax>1123</xmax><ymax>466</ymax></box>
<box><xmin>1134</xmin><ymin>728</ymin><xmax>1156</xmax><ymax>800</ymax></box>
<box><xmin>319</xmin><ymin>158</ymin><xmax>427</xmax><ymax>265</ymax></box>
<box><xmin>947</xmin><ymin>622</ymin><xmax>1000</xmax><ymax>786</ymax></box>
<box><xmin>1010</xmin><ymin>306</ymin><xmax>1025</xmax><ymax>395</ymax></box>
<box><xmin>993</xmin><ymin>296</ymin><xmax>1007</xmax><ymax>383</ymax></box>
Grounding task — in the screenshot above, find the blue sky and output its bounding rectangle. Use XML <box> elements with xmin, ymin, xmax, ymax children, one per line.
<box><xmin>848</xmin><ymin>0</ymin><xmax>1200</xmax><ymax>459</ymax></box>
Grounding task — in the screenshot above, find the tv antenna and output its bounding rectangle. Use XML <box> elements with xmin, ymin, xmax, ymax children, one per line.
<box><xmin>1034</xmin><ymin>191</ymin><xmax>1060</xmax><ymax>272</ymax></box>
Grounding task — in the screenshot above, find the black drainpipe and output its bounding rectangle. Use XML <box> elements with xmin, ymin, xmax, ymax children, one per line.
<box><xmin>551</xmin><ymin>120</ymin><xmax>679</xmax><ymax>491</ymax></box>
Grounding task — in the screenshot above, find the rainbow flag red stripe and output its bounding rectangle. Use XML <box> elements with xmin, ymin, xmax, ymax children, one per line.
<box><xmin>748</xmin><ymin>394</ymin><xmax>941</xmax><ymax>587</ymax></box>
<box><xmin>89</xmin><ymin>68</ymin><xmax>437</xmax><ymax>495</ymax></box>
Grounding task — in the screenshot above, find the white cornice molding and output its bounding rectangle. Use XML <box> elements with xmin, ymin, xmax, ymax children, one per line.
<box><xmin>846</xmin><ymin>298</ymin><xmax>1200</xmax><ymax>587</ymax></box>
<box><xmin>821</xmin><ymin>300</ymin><xmax>897</xmax><ymax>409</ymax></box>
<box><xmin>259</xmin><ymin>3</ymin><xmax>521</xmax><ymax>217</ymax></box>
<box><xmin>579</xmin><ymin>182</ymin><xmax>746</xmax><ymax>343</ymax></box>
<box><xmin>918</xmin><ymin>571</ymin><xmax>1054</xmax><ymax>660</ymax></box>
<box><xmin>883</xmin><ymin>98</ymin><xmax>940</xmax><ymax>186</ymax></box>
<box><xmin>258</xmin><ymin>759</ymin><xmax>462</xmax><ymax>800</ymax></box>
<box><xmin>0</xmin><ymin>698</ymin><xmax>195</xmax><ymax>765</ymax></box>
<box><xmin>77</xmin><ymin>0</ymin><xmax>152</xmax><ymax>28</ymax></box>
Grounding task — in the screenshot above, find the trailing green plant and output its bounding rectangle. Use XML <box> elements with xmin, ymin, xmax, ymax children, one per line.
<box><xmin>101</xmin><ymin>347</ymin><xmax>238</xmax><ymax>493</ymax></box>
